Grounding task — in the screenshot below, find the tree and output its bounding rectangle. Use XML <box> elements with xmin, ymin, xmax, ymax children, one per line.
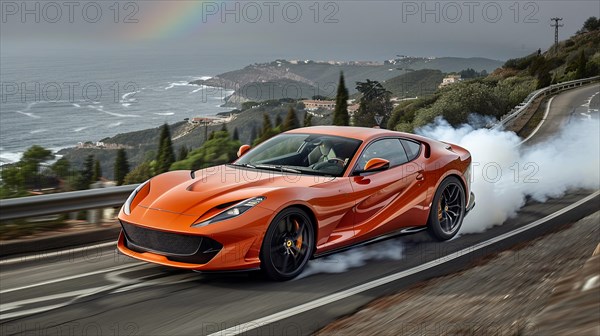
<box><xmin>575</xmin><ymin>49</ymin><xmax>587</xmax><ymax>79</ymax></box>
<box><xmin>312</xmin><ymin>95</ymin><xmax>330</xmax><ymax>100</ymax></box>
<box><xmin>220</xmin><ymin>123</ymin><xmax>228</xmax><ymax>132</ymax></box>
<box><xmin>241</xmin><ymin>101</ymin><xmax>259</xmax><ymax>110</ymax></box>
<box><xmin>283</xmin><ymin>107</ymin><xmax>300</xmax><ymax>131</ymax></box>
<box><xmin>93</xmin><ymin>159</ymin><xmax>102</xmax><ymax>181</ymax></box>
<box><xmin>178</xmin><ymin>146</ymin><xmax>189</xmax><ymax>161</ymax></box>
<box><xmin>114</xmin><ymin>148</ymin><xmax>130</xmax><ymax>186</ymax></box>
<box><xmin>0</xmin><ymin>166</ymin><xmax>25</xmax><ymax>198</ymax></box>
<box><xmin>249</xmin><ymin>125</ymin><xmax>257</xmax><ymax>144</ymax></box>
<box><xmin>581</xmin><ymin>16</ymin><xmax>599</xmax><ymax>33</ymax></box>
<box><xmin>275</xmin><ymin>114</ymin><xmax>283</xmax><ymax>128</ymax></box>
<box><xmin>171</xmin><ymin>131</ymin><xmax>241</xmax><ymax>171</ymax></box>
<box><xmin>124</xmin><ymin>161</ymin><xmax>154</xmax><ymax>184</ymax></box>
<box><xmin>333</xmin><ymin>72</ymin><xmax>350</xmax><ymax>126</ymax></box>
<box><xmin>156</xmin><ymin>123</ymin><xmax>175</xmax><ymax>174</ymax></box>
<box><xmin>0</xmin><ymin>145</ymin><xmax>56</xmax><ymax>197</ymax></box>
<box><xmin>232</xmin><ymin>127</ymin><xmax>240</xmax><ymax>141</ymax></box>
<box><xmin>51</xmin><ymin>157</ymin><xmax>71</xmax><ymax>179</ymax></box>
<box><xmin>77</xmin><ymin>155</ymin><xmax>95</xmax><ymax>189</ymax></box>
<box><xmin>254</xmin><ymin>113</ymin><xmax>278</xmax><ymax>145</ymax></box>
<box><xmin>354</xmin><ymin>80</ymin><xmax>393</xmax><ymax>127</ymax></box>
<box><xmin>22</xmin><ymin>145</ymin><xmax>54</xmax><ymax>164</ymax></box>
<box><xmin>260</xmin><ymin>113</ymin><xmax>273</xmax><ymax>137</ymax></box>
<box><xmin>304</xmin><ymin>112</ymin><xmax>313</xmax><ymax>127</ymax></box>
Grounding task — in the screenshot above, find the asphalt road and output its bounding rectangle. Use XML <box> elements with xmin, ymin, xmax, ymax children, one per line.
<box><xmin>1</xmin><ymin>84</ymin><xmax>599</xmax><ymax>336</ymax></box>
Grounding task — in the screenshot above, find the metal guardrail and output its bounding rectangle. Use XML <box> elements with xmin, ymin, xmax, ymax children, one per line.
<box><xmin>0</xmin><ymin>184</ymin><xmax>137</xmax><ymax>221</ymax></box>
<box><xmin>0</xmin><ymin>77</ymin><xmax>598</xmax><ymax>222</ymax></box>
<box><xmin>494</xmin><ymin>76</ymin><xmax>599</xmax><ymax>129</ymax></box>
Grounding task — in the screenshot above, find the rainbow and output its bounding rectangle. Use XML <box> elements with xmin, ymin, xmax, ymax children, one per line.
<box><xmin>125</xmin><ymin>1</ymin><xmax>223</xmax><ymax>40</ymax></box>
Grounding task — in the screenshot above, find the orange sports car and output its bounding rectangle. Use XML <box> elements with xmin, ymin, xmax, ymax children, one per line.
<box><xmin>117</xmin><ymin>126</ymin><xmax>475</xmax><ymax>280</ymax></box>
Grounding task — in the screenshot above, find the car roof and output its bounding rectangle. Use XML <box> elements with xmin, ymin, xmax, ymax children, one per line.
<box><xmin>285</xmin><ymin>126</ymin><xmax>425</xmax><ymax>143</ymax></box>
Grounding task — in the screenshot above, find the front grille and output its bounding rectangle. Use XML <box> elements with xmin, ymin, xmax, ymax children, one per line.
<box><xmin>121</xmin><ymin>221</ymin><xmax>202</xmax><ymax>255</ymax></box>
<box><xmin>121</xmin><ymin>222</ymin><xmax>222</xmax><ymax>264</ymax></box>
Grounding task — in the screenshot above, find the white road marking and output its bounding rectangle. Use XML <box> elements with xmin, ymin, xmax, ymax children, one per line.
<box><xmin>520</xmin><ymin>96</ymin><xmax>554</xmax><ymax>145</ymax></box>
<box><xmin>582</xmin><ymin>275</ymin><xmax>599</xmax><ymax>291</ymax></box>
<box><xmin>0</xmin><ymin>264</ymin><xmax>155</xmax><ymax>320</ymax></box>
<box><xmin>587</xmin><ymin>91</ymin><xmax>599</xmax><ymax>114</ymax></box>
<box><xmin>0</xmin><ymin>241</ymin><xmax>116</xmax><ymax>266</ymax></box>
<box><xmin>0</xmin><ymin>262</ymin><xmax>144</xmax><ymax>294</ymax></box>
<box><xmin>210</xmin><ymin>191</ymin><xmax>600</xmax><ymax>336</ymax></box>
<box><xmin>0</xmin><ymin>288</ymin><xmax>102</xmax><ymax>312</ymax></box>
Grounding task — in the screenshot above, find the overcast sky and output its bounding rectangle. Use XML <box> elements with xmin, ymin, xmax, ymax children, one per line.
<box><xmin>1</xmin><ymin>1</ymin><xmax>598</xmax><ymax>61</ymax></box>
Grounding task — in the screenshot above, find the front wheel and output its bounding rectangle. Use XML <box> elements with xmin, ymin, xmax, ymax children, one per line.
<box><xmin>427</xmin><ymin>176</ymin><xmax>466</xmax><ymax>241</ymax></box>
<box><xmin>260</xmin><ymin>208</ymin><xmax>315</xmax><ymax>281</ymax></box>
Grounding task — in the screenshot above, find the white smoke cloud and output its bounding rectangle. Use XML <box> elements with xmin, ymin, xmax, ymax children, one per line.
<box><xmin>418</xmin><ymin>115</ymin><xmax>600</xmax><ymax>234</ymax></box>
<box><xmin>298</xmin><ymin>240</ymin><xmax>403</xmax><ymax>279</ymax></box>
<box><xmin>300</xmin><ymin>115</ymin><xmax>598</xmax><ymax>277</ymax></box>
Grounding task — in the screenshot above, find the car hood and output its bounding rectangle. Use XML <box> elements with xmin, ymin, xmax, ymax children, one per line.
<box><xmin>135</xmin><ymin>165</ymin><xmax>331</xmax><ymax>217</ymax></box>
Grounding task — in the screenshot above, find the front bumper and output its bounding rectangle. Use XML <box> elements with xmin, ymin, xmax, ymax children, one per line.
<box><xmin>117</xmin><ymin>205</ymin><xmax>275</xmax><ymax>271</ymax></box>
<box><xmin>465</xmin><ymin>192</ymin><xmax>475</xmax><ymax>214</ymax></box>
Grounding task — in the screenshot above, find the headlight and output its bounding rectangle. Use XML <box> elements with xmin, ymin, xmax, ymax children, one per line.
<box><xmin>123</xmin><ymin>180</ymin><xmax>150</xmax><ymax>215</ymax></box>
<box><xmin>192</xmin><ymin>197</ymin><xmax>265</xmax><ymax>227</ymax></box>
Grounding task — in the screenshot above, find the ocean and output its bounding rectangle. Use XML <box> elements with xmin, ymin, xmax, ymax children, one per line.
<box><xmin>0</xmin><ymin>50</ymin><xmax>253</xmax><ymax>164</ymax></box>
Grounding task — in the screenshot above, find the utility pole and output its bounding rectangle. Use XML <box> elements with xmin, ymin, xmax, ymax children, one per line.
<box><xmin>551</xmin><ymin>17</ymin><xmax>563</xmax><ymax>48</ymax></box>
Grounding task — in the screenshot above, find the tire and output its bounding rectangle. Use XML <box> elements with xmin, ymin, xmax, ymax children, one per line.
<box><xmin>427</xmin><ymin>176</ymin><xmax>466</xmax><ymax>241</ymax></box>
<box><xmin>260</xmin><ymin>207</ymin><xmax>315</xmax><ymax>281</ymax></box>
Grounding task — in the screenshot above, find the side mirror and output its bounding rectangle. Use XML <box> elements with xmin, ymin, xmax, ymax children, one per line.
<box><xmin>363</xmin><ymin>158</ymin><xmax>390</xmax><ymax>172</ymax></box>
<box><xmin>237</xmin><ymin>144</ymin><xmax>251</xmax><ymax>158</ymax></box>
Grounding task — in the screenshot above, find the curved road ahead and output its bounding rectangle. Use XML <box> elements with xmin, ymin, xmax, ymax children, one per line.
<box><xmin>1</xmin><ymin>84</ymin><xmax>599</xmax><ymax>336</ymax></box>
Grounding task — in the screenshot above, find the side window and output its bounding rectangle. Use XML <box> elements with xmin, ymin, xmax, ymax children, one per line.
<box><xmin>356</xmin><ymin>138</ymin><xmax>409</xmax><ymax>169</ymax></box>
<box><xmin>401</xmin><ymin>139</ymin><xmax>421</xmax><ymax>161</ymax></box>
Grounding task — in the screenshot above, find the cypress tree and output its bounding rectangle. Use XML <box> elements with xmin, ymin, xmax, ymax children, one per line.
<box><xmin>333</xmin><ymin>72</ymin><xmax>350</xmax><ymax>126</ymax></box>
<box><xmin>178</xmin><ymin>146</ymin><xmax>189</xmax><ymax>161</ymax></box>
<box><xmin>81</xmin><ymin>155</ymin><xmax>94</xmax><ymax>187</ymax></box>
<box><xmin>156</xmin><ymin>123</ymin><xmax>175</xmax><ymax>174</ymax></box>
<box><xmin>575</xmin><ymin>49</ymin><xmax>587</xmax><ymax>79</ymax></box>
<box><xmin>260</xmin><ymin>113</ymin><xmax>273</xmax><ymax>137</ymax></box>
<box><xmin>221</xmin><ymin>123</ymin><xmax>228</xmax><ymax>132</ymax></box>
<box><xmin>275</xmin><ymin>114</ymin><xmax>283</xmax><ymax>128</ymax></box>
<box><xmin>303</xmin><ymin>112</ymin><xmax>313</xmax><ymax>127</ymax></box>
<box><xmin>283</xmin><ymin>107</ymin><xmax>300</xmax><ymax>131</ymax></box>
<box><xmin>232</xmin><ymin>127</ymin><xmax>240</xmax><ymax>141</ymax></box>
<box><xmin>114</xmin><ymin>148</ymin><xmax>130</xmax><ymax>186</ymax></box>
<box><xmin>249</xmin><ymin>125</ymin><xmax>257</xmax><ymax>143</ymax></box>
<box><xmin>92</xmin><ymin>159</ymin><xmax>102</xmax><ymax>181</ymax></box>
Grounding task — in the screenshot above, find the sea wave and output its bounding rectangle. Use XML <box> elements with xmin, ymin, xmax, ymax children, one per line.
<box><xmin>86</xmin><ymin>105</ymin><xmax>140</xmax><ymax>118</ymax></box>
<box><xmin>154</xmin><ymin>112</ymin><xmax>175</xmax><ymax>116</ymax></box>
<box><xmin>0</xmin><ymin>150</ymin><xmax>24</xmax><ymax>165</ymax></box>
<box><xmin>165</xmin><ymin>81</ymin><xmax>194</xmax><ymax>90</ymax></box>
<box><xmin>16</xmin><ymin>110</ymin><xmax>41</xmax><ymax>119</ymax></box>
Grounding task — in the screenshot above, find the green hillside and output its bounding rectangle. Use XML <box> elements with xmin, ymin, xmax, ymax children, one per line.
<box><xmin>191</xmin><ymin>57</ymin><xmax>503</xmax><ymax>105</ymax></box>
<box><xmin>388</xmin><ymin>23</ymin><xmax>600</xmax><ymax>132</ymax></box>
<box><xmin>383</xmin><ymin>69</ymin><xmax>445</xmax><ymax>98</ymax></box>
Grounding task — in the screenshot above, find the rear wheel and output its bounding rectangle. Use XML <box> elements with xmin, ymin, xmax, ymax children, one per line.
<box><xmin>260</xmin><ymin>208</ymin><xmax>314</xmax><ymax>281</ymax></box>
<box><xmin>427</xmin><ymin>176</ymin><xmax>465</xmax><ymax>241</ymax></box>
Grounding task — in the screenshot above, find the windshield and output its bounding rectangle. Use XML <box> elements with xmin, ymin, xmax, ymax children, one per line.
<box><xmin>233</xmin><ymin>133</ymin><xmax>362</xmax><ymax>177</ymax></box>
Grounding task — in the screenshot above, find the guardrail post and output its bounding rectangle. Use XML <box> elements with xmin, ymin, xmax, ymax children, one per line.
<box><xmin>88</xmin><ymin>182</ymin><xmax>104</xmax><ymax>226</ymax></box>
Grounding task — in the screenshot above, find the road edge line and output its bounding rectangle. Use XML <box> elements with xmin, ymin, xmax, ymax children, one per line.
<box><xmin>210</xmin><ymin>190</ymin><xmax>600</xmax><ymax>336</ymax></box>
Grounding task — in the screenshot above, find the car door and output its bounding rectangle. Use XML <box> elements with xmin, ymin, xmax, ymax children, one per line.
<box><xmin>349</xmin><ymin>138</ymin><xmax>428</xmax><ymax>240</ymax></box>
